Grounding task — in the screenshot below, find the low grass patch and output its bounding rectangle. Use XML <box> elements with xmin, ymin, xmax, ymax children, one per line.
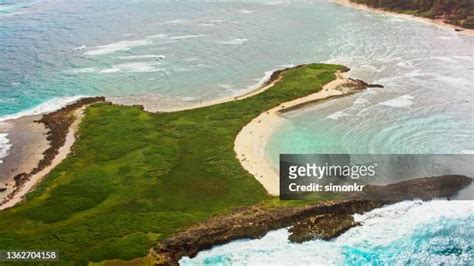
<box><xmin>0</xmin><ymin>64</ymin><xmax>343</xmax><ymax>264</ymax></box>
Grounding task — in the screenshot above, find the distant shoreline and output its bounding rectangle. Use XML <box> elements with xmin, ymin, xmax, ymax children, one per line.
<box><xmin>331</xmin><ymin>0</ymin><xmax>474</xmax><ymax>37</ymax></box>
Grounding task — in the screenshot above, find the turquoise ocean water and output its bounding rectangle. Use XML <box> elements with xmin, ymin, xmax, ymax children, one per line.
<box><xmin>0</xmin><ymin>0</ymin><xmax>473</xmax><ymax>264</ymax></box>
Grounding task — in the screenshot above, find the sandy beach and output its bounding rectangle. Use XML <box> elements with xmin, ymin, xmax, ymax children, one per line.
<box><xmin>0</xmin><ymin>108</ymin><xmax>84</xmax><ymax>210</ymax></box>
<box><xmin>0</xmin><ymin>116</ymin><xmax>49</xmax><ymax>199</ymax></box>
<box><xmin>108</xmin><ymin>71</ymin><xmax>283</xmax><ymax>113</ymax></box>
<box><xmin>331</xmin><ymin>0</ymin><xmax>474</xmax><ymax>37</ymax></box>
<box><xmin>0</xmin><ymin>97</ymin><xmax>104</xmax><ymax>210</ymax></box>
<box><xmin>234</xmin><ymin>71</ymin><xmax>369</xmax><ymax>195</ymax></box>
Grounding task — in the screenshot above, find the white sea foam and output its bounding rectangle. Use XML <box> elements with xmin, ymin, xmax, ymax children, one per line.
<box><xmin>326</xmin><ymin>91</ymin><xmax>374</xmax><ymax>120</ymax></box>
<box><xmin>67</xmin><ymin>67</ymin><xmax>97</xmax><ymax>74</ymax></box>
<box><xmin>239</xmin><ymin>10</ymin><xmax>255</xmax><ymax>14</ymax></box>
<box><xmin>99</xmin><ymin>62</ymin><xmax>164</xmax><ymax>73</ymax></box>
<box><xmin>0</xmin><ymin>96</ymin><xmax>86</xmax><ymax>122</ymax></box>
<box><xmin>263</xmin><ymin>0</ymin><xmax>290</xmax><ymax>5</ymax></box>
<box><xmin>225</xmin><ymin>70</ymin><xmax>276</xmax><ymax>97</ymax></box>
<box><xmin>461</xmin><ymin>150</ymin><xmax>474</xmax><ymax>154</ymax></box>
<box><xmin>181</xmin><ymin>228</ymin><xmax>344</xmax><ymax>265</ymax></box>
<box><xmin>181</xmin><ymin>200</ymin><xmax>473</xmax><ymax>265</ymax></box>
<box><xmin>68</xmin><ymin>62</ymin><xmax>165</xmax><ymax>74</ymax></box>
<box><xmin>435</xmin><ymin>76</ymin><xmax>469</xmax><ymax>87</ymax></box>
<box><xmin>344</xmin><ymin>200</ymin><xmax>474</xmax><ymax>246</ymax></box>
<box><xmin>278</xmin><ymin>64</ymin><xmax>296</xmax><ymax>69</ymax></box>
<box><xmin>198</xmin><ymin>22</ymin><xmax>215</xmax><ymax>27</ymax></box>
<box><xmin>353</xmin><ymin>96</ymin><xmax>370</xmax><ymax>106</ymax></box>
<box><xmin>147</xmin><ymin>33</ymin><xmax>168</xmax><ymax>39</ymax></box>
<box><xmin>85</xmin><ymin>39</ymin><xmax>153</xmax><ymax>56</ymax></box>
<box><xmin>247</xmin><ymin>70</ymin><xmax>274</xmax><ymax>90</ymax></box>
<box><xmin>118</xmin><ymin>54</ymin><xmax>165</xmax><ymax>60</ymax></box>
<box><xmin>210</xmin><ymin>19</ymin><xmax>226</xmax><ymax>23</ymax></box>
<box><xmin>198</xmin><ymin>19</ymin><xmax>229</xmax><ymax>27</ymax></box>
<box><xmin>432</xmin><ymin>56</ymin><xmax>458</xmax><ymax>64</ymax></box>
<box><xmin>219</xmin><ymin>37</ymin><xmax>248</xmax><ymax>45</ymax></box>
<box><xmin>396</xmin><ymin>61</ymin><xmax>413</xmax><ymax>68</ymax></box>
<box><xmin>99</xmin><ymin>68</ymin><xmax>120</xmax><ymax>74</ymax></box>
<box><xmin>168</xmin><ymin>34</ymin><xmax>207</xmax><ymax>40</ymax></box>
<box><xmin>249</xmin><ymin>64</ymin><xmax>295</xmax><ymax>88</ymax></box>
<box><xmin>162</xmin><ymin>19</ymin><xmax>189</xmax><ymax>25</ymax></box>
<box><xmin>379</xmin><ymin>94</ymin><xmax>414</xmax><ymax>108</ymax></box>
<box><xmin>0</xmin><ymin>133</ymin><xmax>12</xmax><ymax>164</ymax></box>
<box><xmin>73</xmin><ymin>45</ymin><xmax>86</xmax><ymax>50</ymax></box>
<box><xmin>327</xmin><ymin>110</ymin><xmax>348</xmax><ymax>120</ymax></box>
<box><xmin>218</xmin><ymin>84</ymin><xmax>234</xmax><ymax>90</ymax></box>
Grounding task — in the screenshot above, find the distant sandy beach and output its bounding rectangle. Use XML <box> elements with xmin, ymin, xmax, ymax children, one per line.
<box><xmin>108</xmin><ymin>71</ymin><xmax>282</xmax><ymax>113</ymax></box>
<box><xmin>331</xmin><ymin>0</ymin><xmax>474</xmax><ymax>37</ymax></box>
<box><xmin>234</xmin><ymin>71</ymin><xmax>369</xmax><ymax>195</ymax></box>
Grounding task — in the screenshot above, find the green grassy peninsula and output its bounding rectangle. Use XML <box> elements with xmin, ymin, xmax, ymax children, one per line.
<box><xmin>0</xmin><ymin>64</ymin><xmax>343</xmax><ymax>264</ymax></box>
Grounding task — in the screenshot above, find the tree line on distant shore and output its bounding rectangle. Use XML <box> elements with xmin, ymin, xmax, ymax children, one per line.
<box><xmin>351</xmin><ymin>0</ymin><xmax>474</xmax><ymax>29</ymax></box>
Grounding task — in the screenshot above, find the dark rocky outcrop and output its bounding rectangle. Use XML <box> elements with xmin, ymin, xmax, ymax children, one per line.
<box><xmin>288</xmin><ymin>213</ymin><xmax>359</xmax><ymax>243</ymax></box>
<box><xmin>367</xmin><ymin>84</ymin><xmax>384</xmax><ymax>88</ymax></box>
<box><xmin>352</xmin><ymin>175</ymin><xmax>472</xmax><ymax>201</ymax></box>
<box><xmin>278</xmin><ymin>76</ymin><xmax>383</xmax><ymax>114</ymax></box>
<box><xmin>153</xmin><ymin>175</ymin><xmax>471</xmax><ymax>265</ymax></box>
<box><xmin>35</xmin><ymin>96</ymin><xmax>106</xmax><ymax>177</ymax></box>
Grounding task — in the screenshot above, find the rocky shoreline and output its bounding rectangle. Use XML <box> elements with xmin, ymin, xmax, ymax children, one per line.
<box><xmin>279</xmin><ymin>76</ymin><xmax>383</xmax><ymax>114</ymax></box>
<box><xmin>153</xmin><ymin>175</ymin><xmax>472</xmax><ymax>265</ymax></box>
<box><xmin>0</xmin><ymin>97</ymin><xmax>104</xmax><ymax>208</ymax></box>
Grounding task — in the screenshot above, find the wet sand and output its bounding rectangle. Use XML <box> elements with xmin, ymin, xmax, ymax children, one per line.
<box><xmin>108</xmin><ymin>72</ymin><xmax>283</xmax><ymax>113</ymax></box>
<box><xmin>0</xmin><ymin>97</ymin><xmax>104</xmax><ymax>210</ymax></box>
<box><xmin>0</xmin><ymin>116</ymin><xmax>49</xmax><ymax>199</ymax></box>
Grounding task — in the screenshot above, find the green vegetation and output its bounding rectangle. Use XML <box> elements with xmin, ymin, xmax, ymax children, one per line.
<box><xmin>351</xmin><ymin>0</ymin><xmax>474</xmax><ymax>29</ymax></box>
<box><xmin>0</xmin><ymin>64</ymin><xmax>343</xmax><ymax>265</ymax></box>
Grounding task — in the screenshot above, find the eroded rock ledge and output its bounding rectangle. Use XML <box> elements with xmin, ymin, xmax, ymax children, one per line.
<box><xmin>153</xmin><ymin>175</ymin><xmax>471</xmax><ymax>265</ymax></box>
